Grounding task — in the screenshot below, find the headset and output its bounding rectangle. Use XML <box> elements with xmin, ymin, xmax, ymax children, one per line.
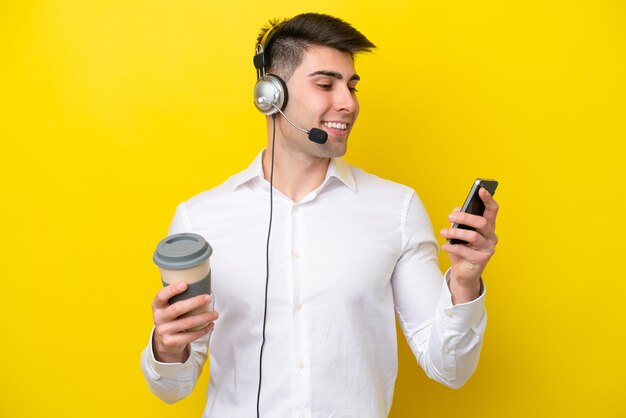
<box><xmin>252</xmin><ymin>25</ymin><xmax>328</xmax><ymax>145</ymax></box>
<box><xmin>253</xmin><ymin>23</ymin><xmax>288</xmax><ymax>115</ymax></box>
<box><xmin>253</xmin><ymin>23</ymin><xmax>282</xmax><ymax>418</ymax></box>
<box><xmin>253</xmin><ymin>22</ymin><xmax>330</xmax><ymax>418</ymax></box>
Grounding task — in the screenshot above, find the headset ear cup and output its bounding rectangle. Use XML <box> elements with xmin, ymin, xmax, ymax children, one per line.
<box><xmin>270</xmin><ymin>74</ymin><xmax>288</xmax><ymax>111</ymax></box>
<box><xmin>253</xmin><ymin>74</ymin><xmax>289</xmax><ymax>115</ymax></box>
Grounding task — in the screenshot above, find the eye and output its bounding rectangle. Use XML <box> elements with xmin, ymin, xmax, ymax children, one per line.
<box><xmin>349</xmin><ymin>87</ymin><xmax>359</xmax><ymax>93</ymax></box>
<box><xmin>317</xmin><ymin>84</ymin><xmax>332</xmax><ymax>90</ymax></box>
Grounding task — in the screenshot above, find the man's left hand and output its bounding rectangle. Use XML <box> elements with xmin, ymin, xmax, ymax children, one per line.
<box><xmin>440</xmin><ymin>187</ymin><xmax>499</xmax><ymax>305</ymax></box>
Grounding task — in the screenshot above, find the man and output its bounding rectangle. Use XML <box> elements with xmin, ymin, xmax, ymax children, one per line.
<box><xmin>141</xmin><ymin>13</ymin><xmax>499</xmax><ymax>417</ymax></box>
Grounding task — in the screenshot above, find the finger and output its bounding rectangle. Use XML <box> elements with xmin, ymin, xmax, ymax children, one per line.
<box><xmin>183</xmin><ymin>322</ymin><xmax>214</xmax><ymax>341</ymax></box>
<box><xmin>448</xmin><ymin>211</ymin><xmax>489</xmax><ymax>232</ymax></box>
<box><xmin>449</xmin><ymin>207</ymin><xmax>462</xmax><ymax>226</ymax></box>
<box><xmin>440</xmin><ymin>227</ymin><xmax>486</xmax><ymax>248</ymax></box>
<box><xmin>158</xmin><ymin>310</ymin><xmax>219</xmax><ymax>335</ymax></box>
<box><xmin>153</xmin><ymin>281</ymin><xmax>188</xmax><ymax>310</ymax></box>
<box><xmin>155</xmin><ymin>322</ymin><xmax>215</xmax><ymax>353</ymax></box>
<box><xmin>478</xmin><ymin>187</ymin><xmax>499</xmax><ymax>228</ymax></box>
<box><xmin>162</xmin><ymin>294</ymin><xmax>213</xmax><ymax>323</ymax></box>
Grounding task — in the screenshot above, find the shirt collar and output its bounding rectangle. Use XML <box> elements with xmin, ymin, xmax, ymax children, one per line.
<box><xmin>325</xmin><ymin>154</ymin><xmax>356</xmax><ymax>192</ymax></box>
<box><xmin>232</xmin><ymin>150</ymin><xmax>357</xmax><ymax>192</ymax></box>
<box><xmin>231</xmin><ymin>150</ymin><xmax>265</xmax><ymax>190</ymax></box>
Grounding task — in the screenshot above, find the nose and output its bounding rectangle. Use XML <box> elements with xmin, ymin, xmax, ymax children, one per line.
<box><xmin>333</xmin><ymin>85</ymin><xmax>358</xmax><ymax>113</ymax></box>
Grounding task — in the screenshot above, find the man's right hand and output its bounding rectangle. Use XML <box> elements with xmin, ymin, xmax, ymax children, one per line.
<box><xmin>151</xmin><ymin>281</ymin><xmax>219</xmax><ymax>363</ymax></box>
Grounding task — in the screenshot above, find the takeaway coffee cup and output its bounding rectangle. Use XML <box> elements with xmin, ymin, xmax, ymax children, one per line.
<box><xmin>153</xmin><ymin>233</ymin><xmax>213</xmax><ymax>331</ymax></box>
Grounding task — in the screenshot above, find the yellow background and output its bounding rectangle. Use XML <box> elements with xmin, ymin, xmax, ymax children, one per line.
<box><xmin>1</xmin><ymin>1</ymin><xmax>624</xmax><ymax>417</ymax></box>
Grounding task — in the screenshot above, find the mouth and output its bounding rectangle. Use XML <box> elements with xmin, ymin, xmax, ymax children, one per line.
<box><xmin>321</xmin><ymin>120</ymin><xmax>350</xmax><ymax>134</ymax></box>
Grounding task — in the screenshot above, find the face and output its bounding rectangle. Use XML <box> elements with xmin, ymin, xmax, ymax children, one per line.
<box><xmin>275</xmin><ymin>45</ymin><xmax>360</xmax><ymax>159</ymax></box>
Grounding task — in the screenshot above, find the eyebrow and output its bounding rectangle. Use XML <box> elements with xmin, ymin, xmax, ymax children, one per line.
<box><xmin>307</xmin><ymin>70</ymin><xmax>361</xmax><ymax>81</ymax></box>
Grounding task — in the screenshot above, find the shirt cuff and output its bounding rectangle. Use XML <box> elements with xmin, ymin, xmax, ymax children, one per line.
<box><xmin>146</xmin><ymin>328</ymin><xmax>195</xmax><ymax>380</ymax></box>
<box><xmin>438</xmin><ymin>269</ymin><xmax>486</xmax><ymax>330</ymax></box>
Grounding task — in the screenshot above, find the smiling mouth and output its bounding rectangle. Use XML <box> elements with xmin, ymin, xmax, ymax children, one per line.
<box><xmin>322</xmin><ymin>121</ymin><xmax>348</xmax><ymax>130</ymax></box>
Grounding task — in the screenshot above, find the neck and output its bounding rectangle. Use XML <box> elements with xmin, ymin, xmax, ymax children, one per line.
<box><xmin>262</xmin><ymin>144</ymin><xmax>330</xmax><ymax>203</ymax></box>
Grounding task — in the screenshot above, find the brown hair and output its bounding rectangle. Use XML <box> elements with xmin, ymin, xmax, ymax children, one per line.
<box><xmin>257</xmin><ymin>13</ymin><xmax>375</xmax><ymax>81</ymax></box>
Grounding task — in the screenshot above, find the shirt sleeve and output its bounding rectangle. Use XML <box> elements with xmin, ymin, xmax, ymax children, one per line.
<box><xmin>139</xmin><ymin>328</ymin><xmax>210</xmax><ymax>403</ymax></box>
<box><xmin>139</xmin><ymin>202</ymin><xmax>210</xmax><ymax>403</ymax></box>
<box><xmin>391</xmin><ymin>190</ymin><xmax>487</xmax><ymax>389</ymax></box>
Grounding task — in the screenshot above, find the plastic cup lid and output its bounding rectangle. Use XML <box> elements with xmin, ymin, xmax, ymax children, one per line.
<box><xmin>153</xmin><ymin>233</ymin><xmax>212</xmax><ymax>270</ymax></box>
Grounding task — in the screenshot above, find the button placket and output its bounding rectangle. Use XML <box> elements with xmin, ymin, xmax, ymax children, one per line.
<box><xmin>291</xmin><ymin>202</ymin><xmax>310</xmax><ymax>414</ymax></box>
<box><xmin>291</xmin><ymin>201</ymin><xmax>303</xmax><ymax>408</ymax></box>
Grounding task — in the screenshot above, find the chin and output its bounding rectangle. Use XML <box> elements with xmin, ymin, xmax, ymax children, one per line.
<box><xmin>317</xmin><ymin>142</ymin><xmax>348</xmax><ymax>158</ymax></box>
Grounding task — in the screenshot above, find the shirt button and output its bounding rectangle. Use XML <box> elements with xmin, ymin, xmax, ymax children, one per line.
<box><xmin>293</xmin><ymin>251</ymin><xmax>300</xmax><ymax>260</ymax></box>
<box><xmin>297</xmin><ymin>360</ymin><xmax>304</xmax><ymax>369</ymax></box>
<box><xmin>295</xmin><ymin>303</ymin><xmax>302</xmax><ymax>311</ymax></box>
<box><xmin>445</xmin><ymin>311</ymin><xmax>453</xmax><ymax>318</ymax></box>
<box><xmin>443</xmin><ymin>347</ymin><xmax>450</xmax><ymax>354</ymax></box>
<box><xmin>292</xmin><ymin>205</ymin><xmax>299</xmax><ymax>213</ymax></box>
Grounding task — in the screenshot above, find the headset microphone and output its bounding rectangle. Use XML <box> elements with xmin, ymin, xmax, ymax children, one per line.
<box><xmin>308</xmin><ymin>128</ymin><xmax>329</xmax><ymax>144</ymax></box>
<box><xmin>256</xmin><ymin>98</ymin><xmax>328</xmax><ymax>144</ymax></box>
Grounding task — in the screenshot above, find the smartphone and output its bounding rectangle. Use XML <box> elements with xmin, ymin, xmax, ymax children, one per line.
<box><xmin>449</xmin><ymin>178</ymin><xmax>498</xmax><ymax>245</ymax></box>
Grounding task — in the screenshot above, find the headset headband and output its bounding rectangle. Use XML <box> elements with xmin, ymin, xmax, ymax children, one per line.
<box><xmin>253</xmin><ymin>22</ymin><xmax>282</xmax><ymax>80</ymax></box>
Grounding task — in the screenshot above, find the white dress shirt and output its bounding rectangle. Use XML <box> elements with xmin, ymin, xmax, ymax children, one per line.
<box><xmin>140</xmin><ymin>151</ymin><xmax>487</xmax><ymax>418</ymax></box>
